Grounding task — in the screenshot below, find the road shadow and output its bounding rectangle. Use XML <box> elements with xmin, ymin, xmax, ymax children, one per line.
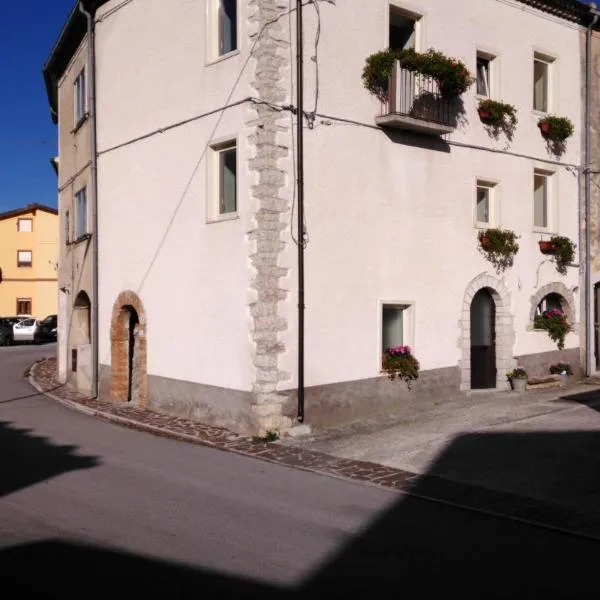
<box><xmin>0</xmin><ymin>420</ymin><xmax>99</xmax><ymax>497</ymax></box>
<box><xmin>559</xmin><ymin>387</ymin><xmax>600</xmax><ymax>411</ymax></box>
<box><xmin>3</xmin><ymin>430</ymin><xmax>600</xmax><ymax>596</ymax></box>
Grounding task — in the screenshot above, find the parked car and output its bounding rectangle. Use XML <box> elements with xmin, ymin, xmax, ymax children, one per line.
<box><xmin>13</xmin><ymin>318</ymin><xmax>40</xmax><ymax>343</ymax></box>
<box><xmin>0</xmin><ymin>319</ymin><xmax>14</xmax><ymax>346</ymax></box>
<box><xmin>37</xmin><ymin>314</ymin><xmax>58</xmax><ymax>342</ymax></box>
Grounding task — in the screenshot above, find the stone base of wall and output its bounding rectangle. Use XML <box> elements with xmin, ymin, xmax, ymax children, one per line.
<box><xmin>281</xmin><ymin>366</ymin><xmax>461</xmax><ymax>431</ymax></box>
<box><xmin>99</xmin><ymin>365</ymin><xmax>256</xmax><ymax>436</ymax></box>
<box><xmin>515</xmin><ymin>347</ymin><xmax>582</xmax><ymax>380</ymax></box>
<box><xmin>97</xmin><ymin>347</ymin><xmax>582</xmax><ymax>436</ymax></box>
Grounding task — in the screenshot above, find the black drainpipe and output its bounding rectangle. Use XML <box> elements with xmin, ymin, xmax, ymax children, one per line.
<box><xmin>296</xmin><ymin>0</ymin><xmax>305</xmax><ymax>423</ymax></box>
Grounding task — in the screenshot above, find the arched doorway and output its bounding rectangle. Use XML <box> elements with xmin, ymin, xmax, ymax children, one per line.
<box><xmin>470</xmin><ymin>288</ymin><xmax>496</xmax><ymax>389</ymax></box>
<box><xmin>110</xmin><ymin>291</ymin><xmax>147</xmax><ymax>406</ymax></box>
<box><xmin>459</xmin><ymin>273</ymin><xmax>515</xmax><ymax>391</ymax></box>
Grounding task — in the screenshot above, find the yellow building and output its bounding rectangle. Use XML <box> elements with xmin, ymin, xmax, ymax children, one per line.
<box><xmin>0</xmin><ymin>204</ymin><xmax>58</xmax><ymax>319</ymax></box>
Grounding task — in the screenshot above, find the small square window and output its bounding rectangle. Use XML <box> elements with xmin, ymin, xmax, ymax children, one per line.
<box><xmin>534</xmin><ymin>172</ymin><xmax>549</xmax><ymax>229</ymax></box>
<box><xmin>382</xmin><ymin>304</ymin><xmax>408</xmax><ymax>353</ymax></box>
<box><xmin>75</xmin><ymin>187</ymin><xmax>88</xmax><ymax>239</ymax></box>
<box><xmin>17</xmin><ymin>218</ymin><xmax>32</xmax><ymax>232</ymax></box>
<box><xmin>533</xmin><ymin>54</ymin><xmax>552</xmax><ymax>113</ymax></box>
<box><xmin>475</xmin><ymin>180</ymin><xmax>496</xmax><ymax>227</ymax></box>
<box><xmin>476</xmin><ymin>53</ymin><xmax>494</xmax><ymax>97</ymax></box>
<box><xmin>65</xmin><ymin>210</ymin><xmax>71</xmax><ymax>244</ymax></box>
<box><xmin>208</xmin><ymin>0</ymin><xmax>238</xmax><ymax>60</ymax></box>
<box><xmin>17</xmin><ymin>250</ymin><xmax>32</xmax><ymax>268</ymax></box>
<box><xmin>74</xmin><ymin>68</ymin><xmax>87</xmax><ymax>125</ymax></box>
<box><xmin>208</xmin><ymin>141</ymin><xmax>238</xmax><ymax>221</ymax></box>
<box><xmin>219</xmin><ymin>0</ymin><xmax>237</xmax><ymax>55</ymax></box>
<box><xmin>16</xmin><ymin>298</ymin><xmax>32</xmax><ymax>315</ymax></box>
<box><xmin>389</xmin><ymin>7</ymin><xmax>419</xmax><ymax>52</ymax></box>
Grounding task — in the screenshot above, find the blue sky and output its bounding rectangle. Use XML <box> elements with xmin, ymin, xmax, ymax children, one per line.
<box><xmin>0</xmin><ymin>0</ymin><xmax>594</xmax><ymax>214</ymax></box>
<box><xmin>0</xmin><ymin>0</ymin><xmax>74</xmax><ymax>213</ymax></box>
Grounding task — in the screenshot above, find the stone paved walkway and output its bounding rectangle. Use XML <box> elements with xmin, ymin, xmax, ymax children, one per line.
<box><xmin>28</xmin><ymin>357</ymin><xmax>600</xmax><ymax>541</ymax></box>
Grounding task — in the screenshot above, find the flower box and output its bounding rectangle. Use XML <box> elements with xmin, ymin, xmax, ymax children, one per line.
<box><xmin>538</xmin><ymin>240</ymin><xmax>556</xmax><ymax>255</ymax></box>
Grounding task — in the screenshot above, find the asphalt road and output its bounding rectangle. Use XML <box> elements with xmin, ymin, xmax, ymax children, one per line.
<box><xmin>1</xmin><ymin>344</ymin><xmax>600</xmax><ymax>598</ymax></box>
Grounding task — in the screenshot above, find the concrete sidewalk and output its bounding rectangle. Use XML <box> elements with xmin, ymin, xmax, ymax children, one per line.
<box><xmin>283</xmin><ymin>380</ymin><xmax>600</xmax><ymax>518</ymax></box>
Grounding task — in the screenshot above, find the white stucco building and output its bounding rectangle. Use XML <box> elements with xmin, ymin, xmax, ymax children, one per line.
<box><xmin>45</xmin><ymin>0</ymin><xmax>595</xmax><ymax>435</ymax></box>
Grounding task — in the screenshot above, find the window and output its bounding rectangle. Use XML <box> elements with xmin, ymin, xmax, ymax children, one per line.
<box><xmin>475</xmin><ymin>180</ymin><xmax>496</xmax><ymax>227</ymax></box>
<box><xmin>74</xmin><ymin>68</ymin><xmax>87</xmax><ymax>125</ymax></box>
<box><xmin>208</xmin><ymin>140</ymin><xmax>237</xmax><ymax>220</ymax></box>
<box><xmin>65</xmin><ymin>210</ymin><xmax>70</xmax><ymax>244</ymax></box>
<box><xmin>17</xmin><ymin>250</ymin><xmax>32</xmax><ymax>268</ymax></box>
<box><xmin>382</xmin><ymin>305</ymin><xmax>405</xmax><ymax>352</ymax></box>
<box><xmin>476</xmin><ymin>52</ymin><xmax>495</xmax><ymax>97</ymax></box>
<box><xmin>219</xmin><ymin>0</ymin><xmax>237</xmax><ymax>55</ymax></box>
<box><xmin>75</xmin><ymin>187</ymin><xmax>88</xmax><ymax>238</ymax></box>
<box><xmin>533</xmin><ymin>54</ymin><xmax>552</xmax><ymax>112</ymax></box>
<box><xmin>536</xmin><ymin>293</ymin><xmax>564</xmax><ymax>318</ymax></box>
<box><xmin>389</xmin><ymin>6</ymin><xmax>419</xmax><ymax>52</ymax></box>
<box><xmin>17</xmin><ymin>218</ymin><xmax>32</xmax><ymax>232</ymax></box>
<box><xmin>16</xmin><ymin>298</ymin><xmax>32</xmax><ymax>315</ymax></box>
<box><xmin>381</xmin><ymin>303</ymin><xmax>414</xmax><ymax>357</ymax></box>
<box><xmin>534</xmin><ymin>171</ymin><xmax>550</xmax><ymax>229</ymax></box>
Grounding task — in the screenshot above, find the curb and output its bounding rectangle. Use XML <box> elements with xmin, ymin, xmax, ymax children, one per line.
<box><xmin>26</xmin><ymin>359</ymin><xmax>600</xmax><ymax>544</ymax></box>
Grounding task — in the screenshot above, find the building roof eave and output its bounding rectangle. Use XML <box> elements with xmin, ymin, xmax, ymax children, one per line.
<box><xmin>516</xmin><ymin>0</ymin><xmax>598</xmax><ymax>25</ymax></box>
<box><xmin>0</xmin><ymin>204</ymin><xmax>58</xmax><ymax>222</ymax></box>
<box><xmin>42</xmin><ymin>0</ymin><xmax>109</xmax><ymax>125</ymax></box>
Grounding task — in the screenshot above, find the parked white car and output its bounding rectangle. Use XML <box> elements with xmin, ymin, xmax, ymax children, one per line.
<box><xmin>13</xmin><ymin>318</ymin><xmax>40</xmax><ymax>343</ymax></box>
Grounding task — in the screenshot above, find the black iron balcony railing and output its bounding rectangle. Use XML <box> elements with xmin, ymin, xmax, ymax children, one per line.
<box><xmin>375</xmin><ymin>61</ymin><xmax>456</xmax><ymax>135</ymax></box>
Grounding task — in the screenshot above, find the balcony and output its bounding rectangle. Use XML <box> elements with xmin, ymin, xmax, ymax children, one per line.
<box><xmin>375</xmin><ymin>61</ymin><xmax>456</xmax><ymax>135</ymax></box>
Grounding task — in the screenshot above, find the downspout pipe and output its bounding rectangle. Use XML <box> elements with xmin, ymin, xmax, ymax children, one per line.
<box><xmin>585</xmin><ymin>7</ymin><xmax>599</xmax><ymax>376</ymax></box>
<box><xmin>296</xmin><ymin>0</ymin><xmax>305</xmax><ymax>423</ymax></box>
<box><xmin>79</xmin><ymin>2</ymin><xmax>100</xmax><ymax>398</ymax></box>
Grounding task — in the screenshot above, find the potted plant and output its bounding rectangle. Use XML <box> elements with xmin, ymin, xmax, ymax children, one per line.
<box><xmin>363</xmin><ymin>47</ymin><xmax>474</xmax><ymax>100</ymax></box>
<box><xmin>538</xmin><ymin>239</ymin><xmax>556</xmax><ymax>255</ymax></box>
<box><xmin>362</xmin><ymin>48</ymin><xmax>398</xmax><ymax>102</ymax></box>
<box><xmin>534</xmin><ymin>309</ymin><xmax>571</xmax><ymax>350</ymax></box>
<box><xmin>550</xmin><ymin>236</ymin><xmax>576</xmax><ymax>275</ymax></box>
<box><xmin>477</xmin><ymin>98</ymin><xmax>518</xmax><ymax>138</ymax></box>
<box><xmin>478</xmin><ymin>228</ymin><xmax>520</xmax><ymax>273</ymax></box>
<box><xmin>382</xmin><ymin>345</ymin><xmax>420</xmax><ymax>389</ymax></box>
<box><xmin>549</xmin><ymin>362</ymin><xmax>572</xmax><ymax>386</ymax></box>
<box><xmin>507</xmin><ymin>368</ymin><xmax>528</xmax><ymax>392</ymax></box>
<box><xmin>537</xmin><ymin>115</ymin><xmax>574</xmax><ymax>143</ymax></box>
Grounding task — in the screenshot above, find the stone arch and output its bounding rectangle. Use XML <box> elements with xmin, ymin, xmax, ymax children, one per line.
<box><xmin>459</xmin><ymin>273</ymin><xmax>516</xmax><ymax>391</ymax></box>
<box><xmin>529</xmin><ymin>282</ymin><xmax>575</xmax><ymax>325</ymax></box>
<box><xmin>110</xmin><ymin>290</ymin><xmax>147</xmax><ymax>407</ymax></box>
<box><xmin>72</xmin><ymin>290</ymin><xmax>91</xmax><ymax>346</ymax></box>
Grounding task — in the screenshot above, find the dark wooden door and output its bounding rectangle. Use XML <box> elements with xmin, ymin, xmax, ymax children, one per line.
<box><xmin>471</xmin><ymin>288</ymin><xmax>496</xmax><ymax>389</ymax></box>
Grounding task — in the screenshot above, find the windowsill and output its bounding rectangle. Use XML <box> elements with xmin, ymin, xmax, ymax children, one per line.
<box><xmin>475</xmin><ymin>94</ymin><xmax>491</xmax><ymax>101</ymax></box>
<box><xmin>205</xmin><ymin>49</ymin><xmax>240</xmax><ymax>67</ymax></box>
<box><xmin>533</xmin><ymin>226</ymin><xmax>556</xmax><ymax>235</ymax></box>
<box><xmin>532</xmin><ymin>109</ymin><xmax>549</xmax><ymax>118</ymax></box>
<box><xmin>207</xmin><ymin>213</ymin><xmax>239</xmax><ymax>224</ymax></box>
<box><xmin>475</xmin><ymin>222</ymin><xmax>494</xmax><ymax>229</ymax></box>
<box><xmin>72</xmin><ymin>113</ymin><xmax>89</xmax><ymax>134</ymax></box>
<box><xmin>17</xmin><ymin>265</ymin><xmax>32</xmax><ymax>269</ymax></box>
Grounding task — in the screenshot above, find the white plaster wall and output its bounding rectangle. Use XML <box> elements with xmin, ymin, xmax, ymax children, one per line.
<box><xmin>277</xmin><ymin>0</ymin><xmax>583</xmax><ymax>388</ymax></box>
<box><xmin>92</xmin><ymin>0</ymin><xmax>584</xmax><ymax>395</ymax></box>
<box><xmin>95</xmin><ymin>0</ymin><xmax>256</xmax><ymax>391</ymax></box>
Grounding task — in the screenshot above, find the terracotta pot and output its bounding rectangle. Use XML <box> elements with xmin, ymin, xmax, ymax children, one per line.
<box><xmin>539</xmin><ymin>121</ymin><xmax>552</xmax><ymax>138</ymax></box>
<box><xmin>539</xmin><ymin>240</ymin><xmax>556</xmax><ymax>255</ymax></box>
<box><xmin>479</xmin><ymin>235</ymin><xmax>493</xmax><ymax>250</ymax></box>
<box><xmin>478</xmin><ymin>108</ymin><xmax>493</xmax><ymax>123</ymax></box>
